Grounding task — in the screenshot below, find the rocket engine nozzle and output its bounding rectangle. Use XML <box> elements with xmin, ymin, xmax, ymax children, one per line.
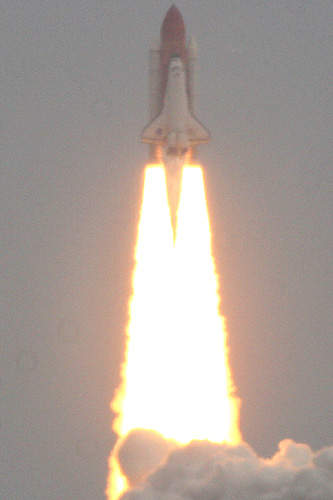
<box><xmin>166</xmin><ymin>131</ymin><xmax>189</xmax><ymax>157</ymax></box>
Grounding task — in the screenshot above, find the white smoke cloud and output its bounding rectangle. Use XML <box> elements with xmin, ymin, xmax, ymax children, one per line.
<box><xmin>119</xmin><ymin>438</ymin><xmax>333</xmax><ymax>500</ymax></box>
<box><xmin>116</xmin><ymin>428</ymin><xmax>177</xmax><ymax>488</ymax></box>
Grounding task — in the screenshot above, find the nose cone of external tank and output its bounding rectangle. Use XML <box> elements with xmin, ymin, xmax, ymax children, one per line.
<box><xmin>161</xmin><ymin>5</ymin><xmax>185</xmax><ymax>44</ymax></box>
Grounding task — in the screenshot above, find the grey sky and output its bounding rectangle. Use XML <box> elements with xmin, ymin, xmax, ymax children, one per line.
<box><xmin>1</xmin><ymin>1</ymin><xmax>332</xmax><ymax>499</ymax></box>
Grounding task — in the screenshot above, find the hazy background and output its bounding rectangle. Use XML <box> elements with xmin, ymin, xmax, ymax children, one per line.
<box><xmin>1</xmin><ymin>1</ymin><xmax>332</xmax><ymax>499</ymax></box>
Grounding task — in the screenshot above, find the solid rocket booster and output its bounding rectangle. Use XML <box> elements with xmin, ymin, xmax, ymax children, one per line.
<box><xmin>142</xmin><ymin>5</ymin><xmax>210</xmax><ymax>163</ymax></box>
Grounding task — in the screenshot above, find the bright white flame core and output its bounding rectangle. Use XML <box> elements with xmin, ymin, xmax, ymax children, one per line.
<box><xmin>172</xmin><ymin>166</ymin><xmax>238</xmax><ymax>443</ymax></box>
<box><xmin>108</xmin><ymin>164</ymin><xmax>240</xmax><ymax>499</ymax></box>
<box><xmin>115</xmin><ymin>166</ymin><xmax>175</xmax><ymax>435</ymax></box>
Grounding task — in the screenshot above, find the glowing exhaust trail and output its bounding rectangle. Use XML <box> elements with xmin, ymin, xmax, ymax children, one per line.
<box><xmin>107</xmin><ymin>165</ymin><xmax>174</xmax><ymax>499</ymax></box>
<box><xmin>106</xmin><ymin>165</ymin><xmax>241</xmax><ymax>500</ymax></box>
<box><xmin>114</xmin><ymin>165</ymin><xmax>174</xmax><ymax>436</ymax></box>
<box><xmin>173</xmin><ymin>166</ymin><xmax>241</xmax><ymax>444</ymax></box>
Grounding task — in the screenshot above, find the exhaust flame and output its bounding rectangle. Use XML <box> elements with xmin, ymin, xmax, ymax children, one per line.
<box><xmin>107</xmin><ymin>164</ymin><xmax>241</xmax><ymax>500</ymax></box>
<box><xmin>173</xmin><ymin>166</ymin><xmax>241</xmax><ymax>444</ymax></box>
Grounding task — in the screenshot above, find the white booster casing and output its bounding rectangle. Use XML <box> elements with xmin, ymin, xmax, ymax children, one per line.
<box><xmin>148</xmin><ymin>41</ymin><xmax>161</xmax><ymax>160</ymax></box>
<box><xmin>148</xmin><ymin>41</ymin><xmax>161</xmax><ymax>121</ymax></box>
<box><xmin>186</xmin><ymin>35</ymin><xmax>198</xmax><ymax>115</ymax></box>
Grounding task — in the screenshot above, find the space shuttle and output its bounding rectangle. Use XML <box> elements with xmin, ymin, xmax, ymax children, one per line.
<box><xmin>142</xmin><ymin>5</ymin><xmax>210</xmax><ymax>163</ymax></box>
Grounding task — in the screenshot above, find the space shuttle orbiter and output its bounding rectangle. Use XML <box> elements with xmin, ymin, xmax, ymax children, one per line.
<box><xmin>142</xmin><ymin>5</ymin><xmax>210</xmax><ymax>163</ymax></box>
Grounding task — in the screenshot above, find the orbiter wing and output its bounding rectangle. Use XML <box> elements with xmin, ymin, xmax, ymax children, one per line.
<box><xmin>142</xmin><ymin>111</ymin><xmax>168</xmax><ymax>145</ymax></box>
<box><xmin>186</xmin><ymin>114</ymin><xmax>210</xmax><ymax>145</ymax></box>
<box><xmin>141</xmin><ymin>111</ymin><xmax>210</xmax><ymax>146</ymax></box>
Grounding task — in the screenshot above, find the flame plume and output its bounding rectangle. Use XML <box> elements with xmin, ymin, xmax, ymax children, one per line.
<box><xmin>106</xmin><ymin>164</ymin><xmax>241</xmax><ymax>500</ymax></box>
<box><xmin>172</xmin><ymin>166</ymin><xmax>241</xmax><ymax>443</ymax></box>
